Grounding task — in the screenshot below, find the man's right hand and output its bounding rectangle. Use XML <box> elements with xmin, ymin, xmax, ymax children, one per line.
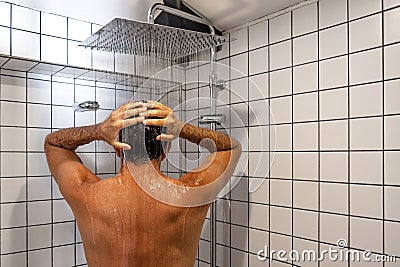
<box><xmin>141</xmin><ymin>101</ymin><xmax>185</xmax><ymax>141</ymax></box>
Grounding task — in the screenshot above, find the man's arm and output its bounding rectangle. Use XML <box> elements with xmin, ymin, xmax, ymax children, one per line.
<box><xmin>44</xmin><ymin>102</ymin><xmax>147</xmax><ymax>194</ymax></box>
<box><xmin>142</xmin><ymin>101</ymin><xmax>241</xmax><ymax>187</ymax></box>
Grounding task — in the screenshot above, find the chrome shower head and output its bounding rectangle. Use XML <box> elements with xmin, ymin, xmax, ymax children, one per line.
<box><xmin>80</xmin><ymin>18</ymin><xmax>226</xmax><ymax>60</ymax></box>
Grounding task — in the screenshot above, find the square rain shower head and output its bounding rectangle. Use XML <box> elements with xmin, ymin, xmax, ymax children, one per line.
<box><xmin>80</xmin><ymin>18</ymin><xmax>227</xmax><ymax>60</ymax></box>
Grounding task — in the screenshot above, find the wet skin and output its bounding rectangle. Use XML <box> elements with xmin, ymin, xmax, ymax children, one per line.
<box><xmin>44</xmin><ymin>101</ymin><xmax>241</xmax><ymax>266</ymax></box>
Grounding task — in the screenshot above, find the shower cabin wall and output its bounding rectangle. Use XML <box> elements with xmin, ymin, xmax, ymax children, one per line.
<box><xmin>192</xmin><ymin>0</ymin><xmax>400</xmax><ymax>266</ymax></box>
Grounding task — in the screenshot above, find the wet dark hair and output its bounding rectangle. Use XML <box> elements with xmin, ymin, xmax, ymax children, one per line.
<box><xmin>119</xmin><ymin>102</ymin><xmax>165</xmax><ymax>165</ymax></box>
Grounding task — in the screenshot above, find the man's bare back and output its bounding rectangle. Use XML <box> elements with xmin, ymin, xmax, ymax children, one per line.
<box><xmin>45</xmin><ymin>101</ymin><xmax>241</xmax><ymax>266</ymax></box>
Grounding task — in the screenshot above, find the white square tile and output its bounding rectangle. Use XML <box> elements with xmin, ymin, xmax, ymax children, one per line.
<box><xmin>249</xmin><ymin>21</ymin><xmax>268</xmax><ymax>50</ymax></box>
<box><xmin>1</xmin><ymin>178</ymin><xmax>26</xmax><ymax>202</ymax></box>
<box><xmin>385</xmin><ymin>151</ymin><xmax>400</xmax><ymax>185</ymax></box>
<box><xmin>52</xmin><ymin>81</ymin><xmax>74</xmax><ymax>106</ymax></box>
<box><xmin>12</xmin><ymin>29</ymin><xmax>40</xmax><ymax>60</ymax></box>
<box><xmin>269</xmin><ymin>40</ymin><xmax>291</xmax><ymax>70</ymax></box>
<box><xmin>350</xmin><ymin>217</ymin><xmax>383</xmax><ymax>253</ymax></box>
<box><xmin>320</xmin><ymin>213</ymin><xmax>348</xmax><ymax>244</ymax></box>
<box><xmin>28</xmin><ymin>225</ymin><xmax>51</xmax><ymax>249</ymax></box>
<box><xmin>28</xmin><ymin>177</ymin><xmax>51</xmax><ymax>201</ymax></box>
<box><xmin>250</xmin><ymin>178</ymin><xmax>268</xmax><ymax>203</ymax></box>
<box><xmin>28</xmin><ymin>249</ymin><xmax>51</xmax><ymax>267</ymax></box>
<box><xmin>350</xmin><ymin>117</ymin><xmax>383</xmax><ymax>149</ymax></box>
<box><xmin>28</xmin><ymin>201</ymin><xmax>51</xmax><ymax>225</ymax></box>
<box><xmin>28</xmin><ymin>152</ymin><xmax>50</xmax><ymax>176</ymax></box>
<box><xmin>97</xmin><ymin>153</ymin><xmax>115</xmax><ymax>173</ymax></box>
<box><xmin>41</xmin><ymin>12</ymin><xmax>67</xmax><ymax>38</ymax></box>
<box><xmin>249</xmin><ymin>100</ymin><xmax>270</xmax><ymax>126</ymax></box>
<box><xmin>1</xmin><ymin>203</ymin><xmax>26</xmax><ymax>227</ymax></box>
<box><xmin>320</xmin><ymin>152</ymin><xmax>348</xmax><ymax>182</ymax></box>
<box><xmin>53</xmin><ymin>222</ymin><xmax>75</xmax><ymax>245</ymax></box>
<box><xmin>293</xmin><ymin>152</ymin><xmax>318</xmax><ymax>180</ymax></box>
<box><xmin>0</xmin><ymin>26</ymin><xmax>10</xmax><ymax>55</ymax></box>
<box><xmin>293</xmin><ymin>2</ymin><xmax>317</xmax><ymax>37</ymax></box>
<box><xmin>1</xmin><ymin>75</ymin><xmax>26</xmax><ymax>101</ymax></box>
<box><xmin>293</xmin><ymin>181</ymin><xmax>318</xmax><ymax>210</ymax></box>
<box><xmin>320</xmin><ymin>120</ymin><xmax>348</xmax><ymax>150</ymax></box>
<box><xmin>269</xmin><ymin>12</ymin><xmax>291</xmax><ymax>43</ymax></box>
<box><xmin>1</xmin><ymin>101</ymin><xmax>26</xmax><ymax>127</ymax></box>
<box><xmin>321</xmin><ymin>183</ymin><xmax>348</xmax><ymax>214</ymax></box>
<box><xmin>384</xmin><ymin>43</ymin><xmax>400</xmax><ymax>79</ymax></box>
<box><xmin>350</xmin><ymin>14</ymin><xmax>382</xmax><ymax>52</ymax></box>
<box><xmin>385</xmin><ymin>115</ymin><xmax>400</xmax><ymax>149</ymax></box>
<box><xmin>249</xmin><ymin>151</ymin><xmax>269</xmax><ymax>178</ymax></box>
<box><xmin>385</xmin><ymin>223</ymin><xmax>400</xmax><ymax>262</ymax></box>
<box><xmin>349</xmin><ymin>0</ymin><xmax>382</xmax><ymax>19</ymax></box>
<box><xmin>1</xmin><ymin>228</ymin><xmax>26</xmax><ymax>253</ymax></box>
<box><xmin>294</xmin><ymin>33</ymin><xmax>317</xmax><ymax>66</ymax></box>
<box><xmin>28</xmin><ymin>79</ymin><xmax>51</xmax><ymax>104</ymax></box>
<box><xmin>216</xmin><ymin>244</ymin><xmax>231</xmax><ymax>265</ymax></box>
<box><xmin>294</xmin><ymin>122</ymin><xmax>318</xmax><ymax>151</ymax></box>
<box><xmin>53</xmin><ymin>199</ymin><xmax>74</xmax><ymax>222</ymax></box>
<box><xmin>249</xmin><ymin>47</ymin><xmax>268</xmax><ymax>75</ymax></box>
<box><xmin>319</xmin><ymin>56</ymin><xmax>348</xmax><ymax>89</ymax></box>
<box><xmin>293</xmin><ymin>210</ymin><xmax>318</xmax><ymax>239</ymax></box>
<box><xmin>350</xmin><ymin>48</ymin><xmax>382</xmax><ymax>85</ymax></box>
<box><xmin>230</xmin><ymin>28</ymin><xmax>248</xmax><ymax>55</ymax></box>
<box><xmin>12</xmin><ymin>5</ymin><xmax>40</xmax><ymax>32</ymax></box>
<box><xmin>350</xmin><ymin>83</ymin><xmax>383</xmax><ymax>117</ymax></box>
<box><xmin>270</xmin><ymin>206</ymin><xmax>292</xmax><ymax>234</ymax></box>
<box><xmin>384</xmin><ymin>7</ymin><xmax>400</xmax><ymax>44</ymax></box>
<box><xmin>230</xmin><ymin>102</ymin><xmax>248</xmax><ymax>127</ymax></box>
<box><xmin>350</xmin><ymin>184</ymin><xmax>382</xmax><ymax>218</ymax></box>
<box><xmin>28</xmin><ymin>128</ymin><xmax>50</xmax><ymax>151</ymax></box>
<box><xmin>384</xmin><ymin>80</ymin><xmax>400</xmax><ymax>114</ymax></box>
<box><xmin>52</xmin><ymin>106</ymin><xmax>74</xmax><ymax>129</ymax></box>
<box><xmin>231</xmin><ymin>200</ymin><xmax>248</xmax><ymax>226</ymax></box>
<box><xmin>230</xmin><ymin>77</ymin><xmax>248</xmax><ymax>103</ymax></box>
<box><xmin>68</xmin><ymin>40</ymin><xmax>92</xmax><ymax>68</ymax></box>
<box><xmin>270</xmin><ymin>68</ymin><xmax>292</xmax><ymax>97</ymax></box>
<box><xmin>274</xmin><ymin>124</ymin><xmax>292</xmax><ymax>151</ymax></box>
<box><xmin>1</xmin><ymin>127</ymin><xmax>26</xmax><ymax>151</ymax></box>
<box><xmin>230</xmin><ymin>53</ymin><xmax>248</xmax><ymax>79</ymax></box>
<box><xmin>384</xmin><ymin>0</ymin><xmax>400</xmax><ymax>8</ymax></box>
<box><xmin>249</xmin><ymin>203</ymin><xmax>269</xmax><ymax>229</ymax></box>
<box><xmin>320</xmin><ymin>88</ymin><xmax>348</xmax><ymax>120</ymax></box>
<box><xmin>270</xmin><ymin>152</ymin><xmax>292</xmax><ymax>179</ymax></box>
<box><xmin>249</xmin><ymin>228</ymin><xmax>269</xmax><ymax>255</ymax></box>
<box><xmin>96</xmin><ymin>87</ymin><xmax>115</xmax><ymax>109</ymax></box>
<box><xmin>270</xmin><ymin>179</ymin><xmax>292</xmax><ymax>206</ymax></box>
<box><xmin>293</xmin><ymin>92</ymin><xmax>318</xmax><ymax>122</ymax></box>
<box><xmin>385</xmin><ymin>186</ymin><xmax>400</xmax><ymax>220</ymax></box>
<box><xmin>28</xmin><ymin>104</ymin><xmax>51</xmax><ymax>128</ymax></box>
<box><xmin>231</xmin><ymin>226</ymin><xmax>248</xmax><ymax>251</ymax></box>
<box><xmin>293</xmin><ymin>239</ymin><xmax>319</xmax><ymax>267</ymax></box>
<box><xmin>319</xmin><ymin>0</ymin><xmax>347</xmax><ymax>28</ymax></box>
<box><xmin>231</xmin><ymin>248</ymin><xmax>248</xmax><ymax>265</ymax></box>
<box><xmin>320</xmin><ymin>24</ymin><xmax>348</xmax><ymax>59</ymax></box>
<box><xmin>76</xmin><ymin>243</ymin><xmax>86</xmax><ymax>264</ymax></box>
<box><xmin>249</xmin><ymin>73</ymin><xmax>268</xmax><ymax>100</ymax></box>
<box><xmin>53</xmin><ymin>245</ymin><xmax>75</xmax><ymax>267</ymax></box>
<box><xmin>351</xmin><ymin>152</ymin><xmax>382</xmax><ymax>184</ymax></box>
<box><xmin>41</xmin><ymin>36</ymin><xmax>67</xmax><ymax>64</ymax></box>
<box><xmin>75</xmin><ymin>111</ymin><xmax>95</xmax><ymax>128</ymax></box>
<box><xmin>270</xmin><ymin>96</ymin><xmax>292</xmax><ymax>124</ymax></box>
<box><xmin>269</xmin><ymin>234</ymin><xmax>292</xmax><ymax>260</ymax></box>
<box><xmin>0</xmin><ymin>2</ymin><xmax>10</xmax><ymax>27</ymax></box>
<box><xmin>1</xmin><ymin>152</ymin><xmax>26</xmax><ymax>177</ymax></box>
<box><xmin>293</xmin><ymin>62</ymin><xmax>318</xmax><ymax>93</ymax></box>
<box><xmin>68</xmin><ymin>18</ymin><xmax>92</xmax><ymax>41</ymax></box>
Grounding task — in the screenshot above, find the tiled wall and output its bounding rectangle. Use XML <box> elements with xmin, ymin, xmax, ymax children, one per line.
<box><xmin>0</xmin><ymin>2</ymin><xmax>136</xmax><ymax>266</ymax></box>
<box><xmin>194</xmin><ymin>0</ymin><xmax>400</xmax><ymax>266</ymax></box>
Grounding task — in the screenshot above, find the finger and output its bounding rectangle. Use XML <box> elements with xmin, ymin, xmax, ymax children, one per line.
<box><xmin>139</xmin><ymin>109</ymin><xmax>170</xmax><ymax>118</ymax></box>
<box><xmin>143</xmin><ymin>101</ymin><xmax>169</xmax><ymax>111</ymax></box>
<box><xmin>114</xmin><ymin>148</ymin><xmax>121</xmax><ymax>158</ymax></box>
<box><xmin>123</xmin><ymin>116</ymin><xmax>145</xmax><ymax>127</ymax></box>
<box><xmin>143</xmin><ymin>118</ymin><xmax>166</xmax><ymax>126</ymax></box>
<box><xmin>117</xmin><ymin>101</ymin><xmax>143</xmax><ymax>112</ymax></box>
<box><xmin>112</xmin><ymin>141</ymin><xmax>131</xmax><ymax>151</ymax></box>
<box><xmin>124</xmin><ymin>107</ymin><xmax>147</xmax><ymax>118</ymax></box>
<box><xmin>156</xmin><ymin>134</ymin><xmax>175</xmax><ymax>141</ymax></box>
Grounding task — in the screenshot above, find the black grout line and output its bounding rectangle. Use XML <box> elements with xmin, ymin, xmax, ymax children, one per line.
<box><xmin>290</xmin><ymin>9</ymin><xmax>295</xmax><ymax>267</ymax></box>
<box><xmin>381</xmin><ymin>0</ymin><xmax>386</xmax><ymax>265</ymax></box>
<box><xmin>346</xmin><ymin>1</ymin><xmax>351</xmax><ymax>267</ymax></box>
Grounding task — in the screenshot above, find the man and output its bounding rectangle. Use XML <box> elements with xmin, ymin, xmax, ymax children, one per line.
<box><xmin>45</xmin><ymin>100</ymin><xmax>241</xmax><ymax>266</ymax></box>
